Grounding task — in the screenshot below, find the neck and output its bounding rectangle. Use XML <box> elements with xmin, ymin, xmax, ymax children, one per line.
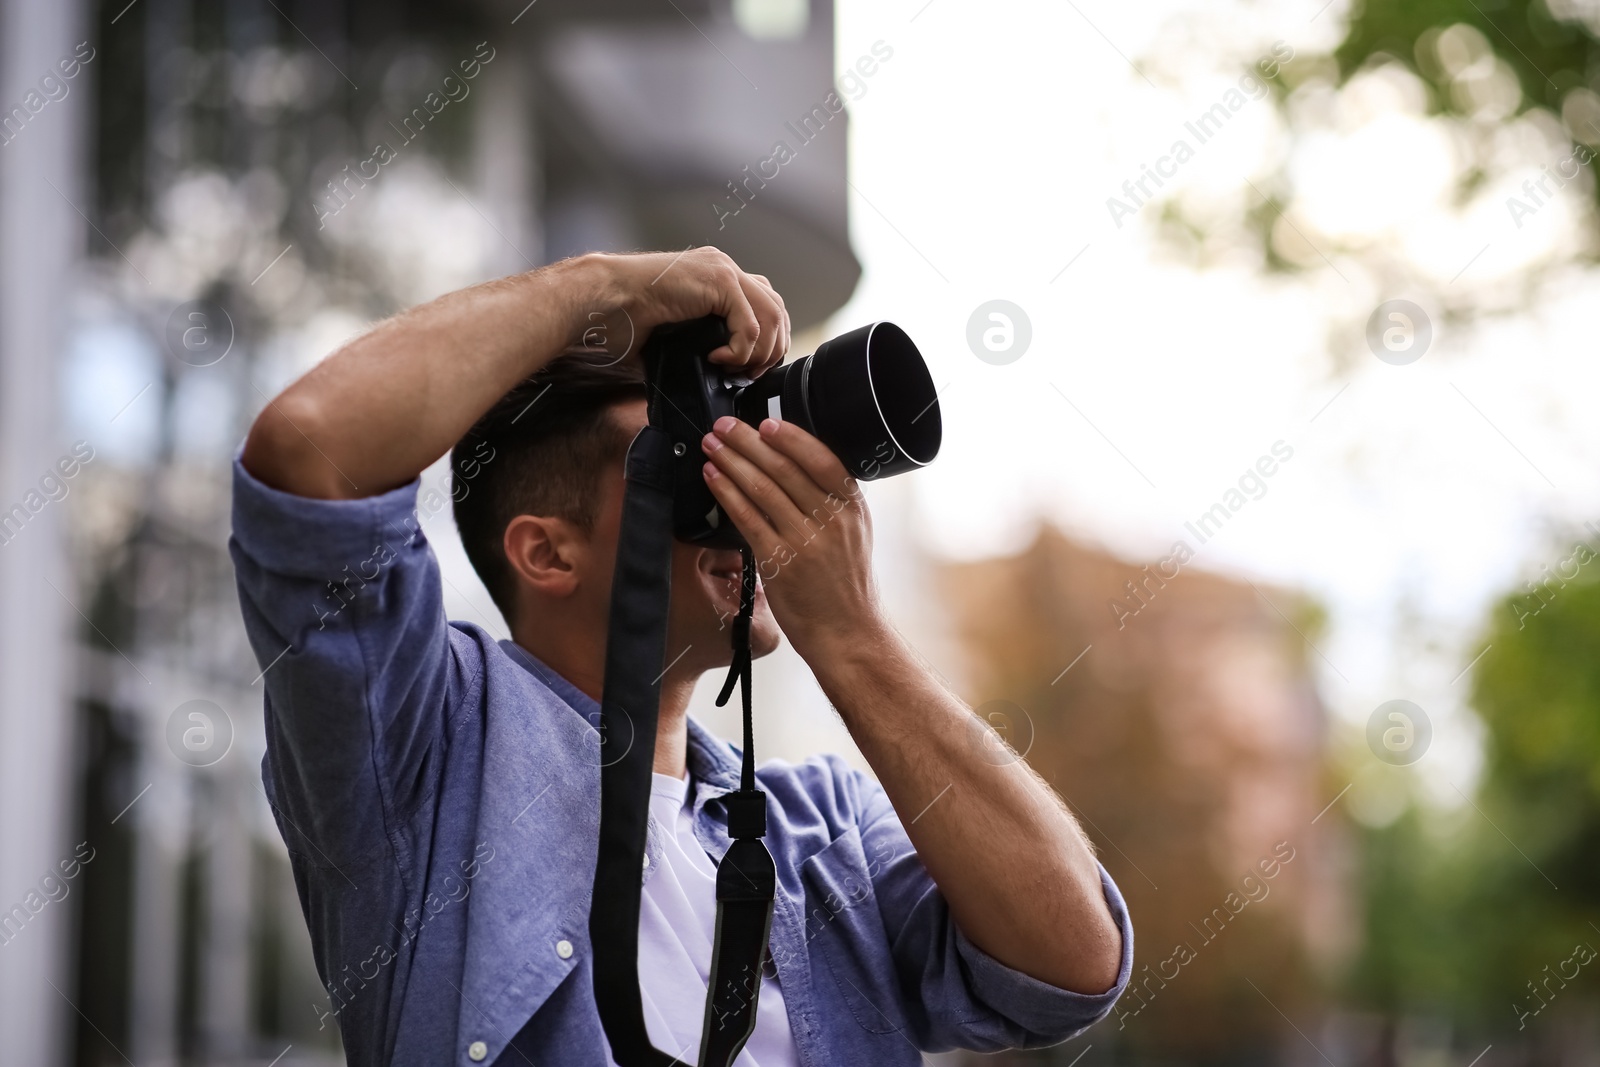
<box><xmin>653</xmin><ymin>670</ymin><xmax>697</xmax><ymax>779</ymax></box>
<box><xmin>512</xmin><ymin>627</ymin><xmax>698</xmax><ymax>780</ymax></box>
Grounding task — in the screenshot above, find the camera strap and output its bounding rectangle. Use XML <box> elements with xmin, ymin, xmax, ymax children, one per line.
<box><xmin>590</xmin><ymin>424</ymin><xmax>775</xmax><ymax>1067</ymax></box>
<box><xmin>701</xmin><ymin>549</ymin><xmax>776</xmax><ymax>1066</ymax></box>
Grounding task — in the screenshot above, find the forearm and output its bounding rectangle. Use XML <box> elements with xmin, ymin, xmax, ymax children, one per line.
<box><xmin>242</xmin><ymin>257</ymin><xmax>601</xmax><ymax>499</ymax></box>
<box><xmin>692</xmin><ymin>412</ymin><xmax>1123</xmax><ymax>990</ymax></box>
<box><xmin>811</xmin><ymin>621</ymin><xmax>1122</xmax><ymax>994</ymax></box>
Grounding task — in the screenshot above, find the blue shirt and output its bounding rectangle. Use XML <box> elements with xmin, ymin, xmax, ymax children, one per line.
<box><xmin>228</xmin><ymin>456</ymin><xmax>1133</xmax><ymax>1066</ymax></box>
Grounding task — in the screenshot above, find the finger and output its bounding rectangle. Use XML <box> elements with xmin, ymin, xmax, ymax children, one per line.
<box><xmin>745</xmin><ymin>275</ymin><xmax>790</xmax><ymax>376</ymax></box>
<box><xmin>711</xmin><ymin>416</ymin><xmax>830</xmax><ymax>519</ymax></box>
<box><xmin>702</xmin><ymin>461</ymin><xmax>785</xmax><ymax>559</ymax></box>
<box><xmin>755</xmin><ymin>417</ymin><xmax>857</xmax><ymax>502</ymax></box>
<box><xmin>737</xmin><ymin>273</ymin><xmax>782</xmax><ymax>372</ymax></box>
<box><xmin>702</xmin><ymin>429</ymin><xmax>815</xmax><ymax>542</ymax></box>
<box><xmin>704</xmin><ymin>258</ymin><xmax>761</xmax><ymax>367</ymax></box>
<box><xmin>767</xmin><ymin>284</ymin><xmax>791</xmax><ymax>376</ymax></box>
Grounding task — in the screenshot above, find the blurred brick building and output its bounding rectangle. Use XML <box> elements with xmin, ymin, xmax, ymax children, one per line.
<box><xmin>940</xmin><ymin>526</ymin><xmax>1354</xmax><ymax>1064</ymax></box>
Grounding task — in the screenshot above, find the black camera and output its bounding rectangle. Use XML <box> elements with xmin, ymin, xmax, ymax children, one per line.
<box><xmin>641</xmin><ymin>315</ymin><xmax>942</xmax><ymax>548</ymax></box>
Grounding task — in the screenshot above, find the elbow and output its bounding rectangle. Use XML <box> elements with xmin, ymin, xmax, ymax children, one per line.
<box><xmin>1048</xmin><ymin>883</ymin><xmax>1125</xmax><ymax>996</ymax></box>
<box><xmin>1037</xmin><ymin>917</ymin><xmax>1122</xmax><ymax>997</ymax></box>
<box><xmin>242</xmin><ymin>391</ymin><xmax>348</xmax><ymax>499</ymax></box>
<box><xmin>1080</xmin><ymin>912</ymin><xmax>1125</xmax><ymax>995</ymax></box>
<box><xmin>1071</xmin><ymin>874</ymin><xmax>1127</xmax><ymax>995</ymax></box>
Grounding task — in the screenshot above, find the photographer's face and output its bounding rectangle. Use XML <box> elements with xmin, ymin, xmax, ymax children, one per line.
<box><xmin>601</xmin><ymin>401</ymin><xmax>781</xmax><ymax>674</ymax></box>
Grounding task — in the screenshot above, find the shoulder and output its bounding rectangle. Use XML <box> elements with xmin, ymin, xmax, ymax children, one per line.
<box><xmin>440</xmin><ymin>623</ymin><xmax>591</xmax><ymax>729</ymax></box>
<box><xmin>443</xmin><ymin>620</ymin><xmax>496</xmax><ymax>696</ymax></box>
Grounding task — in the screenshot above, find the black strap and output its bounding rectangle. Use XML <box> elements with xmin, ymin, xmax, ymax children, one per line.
<box><xmin>700</xmin><ymin>552</ymin><xmax>776</xmax><ymax>1066</ymax></box>
<box><xmin>591</xmin><ymin>425</ymin><xmax>679</xmax><ymax>1067</ymax></box>
<box><xmin>591</xmin><ymin>432</ymin><xmax>776</xmax><ymax>1067</ymax></box>
<box><xmin>715</xmin><ymin>552</ymin><xmax>758</xmax><ymax>794</ymax></box>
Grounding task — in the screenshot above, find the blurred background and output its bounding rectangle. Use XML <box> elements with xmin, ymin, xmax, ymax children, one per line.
<box><xmin>3</xmin><ymin>0</ymin><xmax>1600</xmax><ymax>1063</ymax></box>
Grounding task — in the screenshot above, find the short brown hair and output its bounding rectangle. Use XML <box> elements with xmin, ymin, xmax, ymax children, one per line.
<box><xmin>452</xmin><ymin>353</ymin><xmax>648</xmax><ymax>620</ymax></box>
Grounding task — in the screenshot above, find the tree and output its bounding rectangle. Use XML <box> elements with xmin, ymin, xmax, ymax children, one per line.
<box><xmin>1346</xmin><ymin>548</ymin><xmax>1600</xmax><ymax>1051</ymax></box>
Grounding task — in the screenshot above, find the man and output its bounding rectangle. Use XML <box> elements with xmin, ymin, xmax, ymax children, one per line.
<box><xmin>234</xmin><ymin>248</ymin><xmax>1131</xmax><ymax>1065</ymax></box>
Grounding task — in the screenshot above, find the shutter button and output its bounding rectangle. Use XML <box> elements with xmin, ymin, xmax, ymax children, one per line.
<box><xmin>468</xmin><ymin>1039</ymin><xmax>488</xmax><ymax>1061</ymax></box>
<box><xmin>556</xmin><ymin>939</ymin><xmax>574</xmax><ymax>959</ymax></box>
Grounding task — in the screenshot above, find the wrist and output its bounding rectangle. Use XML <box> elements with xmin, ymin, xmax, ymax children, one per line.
<box><xmin>800</xmin><ymin>610</ymin><xmax>904</xmax><ymax>693</ymax></box>
<box><xmin>547</xmin><ymin>253</ymin><xmax>622</xmax><ymax>348</ymax></box>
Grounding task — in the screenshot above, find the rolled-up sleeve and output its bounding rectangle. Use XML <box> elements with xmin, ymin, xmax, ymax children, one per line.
<box><xmin>229</xmin><ymin>453</ymin><xmax>478</xmax><ymax>868</ymax></box>
<box><xmin>857</xmin><ymin>777</ymin><xmax>1133</xmax><ymax>1050</ymax></box>
<box><xmin>947</xmin><ymin>869</ymin><xmax>1132</xmax><ymax>1038</ymax></box>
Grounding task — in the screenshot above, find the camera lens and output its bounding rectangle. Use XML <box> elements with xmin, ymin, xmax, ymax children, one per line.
<box><xmin>735</xmin><ymin>322</ymin><xmax>941</xmax><ymax>480</ymax></box>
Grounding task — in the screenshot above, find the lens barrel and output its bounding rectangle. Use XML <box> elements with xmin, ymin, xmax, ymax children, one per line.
<box><xmin>733</xmin><ymin>322</ymin><xmax>941</xmax><ymax>480</ymax></box>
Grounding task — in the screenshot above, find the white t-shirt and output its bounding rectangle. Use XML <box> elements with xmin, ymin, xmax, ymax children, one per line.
<box><xmin>621</xmin><ymin>772</ymin><xmax>801</xmax><ymax>1067</ymax></box>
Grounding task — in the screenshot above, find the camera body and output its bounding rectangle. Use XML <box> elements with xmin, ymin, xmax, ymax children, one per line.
<box><xmin>642</xmin><ymin>315</ymin><xmax>942</xmax><ymax>548</ymax></box>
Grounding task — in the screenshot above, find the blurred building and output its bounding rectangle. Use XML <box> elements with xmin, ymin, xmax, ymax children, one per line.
<box><xmin>1</xmin><ymin>0</ymin><xmax>862</xmax><ymax>1063</ymax></box>
<box><xmin>939</xmin><ymin>527</ymin><xmax>1353</xmax><ymax>1065</ymax></box>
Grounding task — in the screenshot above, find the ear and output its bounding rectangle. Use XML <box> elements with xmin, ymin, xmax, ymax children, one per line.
<box><xmin>503</xmin><ymin>514</ymin><xmax>584</xmax><ymax>600</ymax></box>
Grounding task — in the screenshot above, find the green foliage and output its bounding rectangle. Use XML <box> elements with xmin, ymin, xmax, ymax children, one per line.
<box><xmin>1326</xmin><ymin>0</ymin><xmax>1600</xmax><ymax>257</ymax></box>
<box><xmin>1348</xmin><ymin>567</ymin><xmax>1600</xmax><ymax>1035</ymax></box>
<box><xmin>1329</xmin><ymin>4</ymin><xmax>1600</xmax><ymax>1027</ymax></box>
<box><xmin>1474</xmin><ymin>569</ymin><xmax>1600</xmax><ymax>906</ymax></box>
<box><xmin>1337</xmin><ymin>0</ymin><xmax>1598</xmax><ymax>115</ymax></box>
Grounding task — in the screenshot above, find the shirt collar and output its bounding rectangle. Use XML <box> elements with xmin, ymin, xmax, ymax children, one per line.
<box><xmin>495</xmin><ymin>639</ymin><xmax>743</xmax><ymax>793</ymax></box>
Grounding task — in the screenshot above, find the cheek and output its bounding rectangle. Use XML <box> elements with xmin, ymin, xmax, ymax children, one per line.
<box><xmin>724</xmin><ymin>573</ymin><xmax>778</xmax><ymax>650</ymax></box>
<box><xmin>671</xmin><ymin>545</ymin><xmax>707</xmax><ymax>592</ymax></box>
<box><xmin>750</xmin><ymin>601</ymin><xmax>782</xmax><ymax>657</ymax></box>
<box><xmin>669</xmin><ymin>548</ymin><xmax>724</xmax><ymax>625</ymax></box>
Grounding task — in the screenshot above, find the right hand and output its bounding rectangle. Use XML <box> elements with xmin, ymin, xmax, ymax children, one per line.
<box><xmin>577</xmin><ymin>248</ymin><xmax>791</xmax><ymax>378</ymax></box>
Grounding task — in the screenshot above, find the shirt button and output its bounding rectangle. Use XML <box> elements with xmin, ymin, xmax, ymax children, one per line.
<box><xmin>642</xmin><ymin>854</ymin><xmax>650</xmax><ymax>869</ymax></box>
<box><xmin>468</xmin><ymin>1039</ymin><xmax>488</xmax><ymax>1061</ymax></box>
<box><xmin>556</xmin><ymin>939</ymin><xmax>574</xmax><ymax>960</ymax></box>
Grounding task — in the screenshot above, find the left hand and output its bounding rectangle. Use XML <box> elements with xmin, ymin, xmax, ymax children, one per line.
<box><xmin>700</xmin><ymin>415</ymin><xmax>886</xmax><ymax>661</ymax></box>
